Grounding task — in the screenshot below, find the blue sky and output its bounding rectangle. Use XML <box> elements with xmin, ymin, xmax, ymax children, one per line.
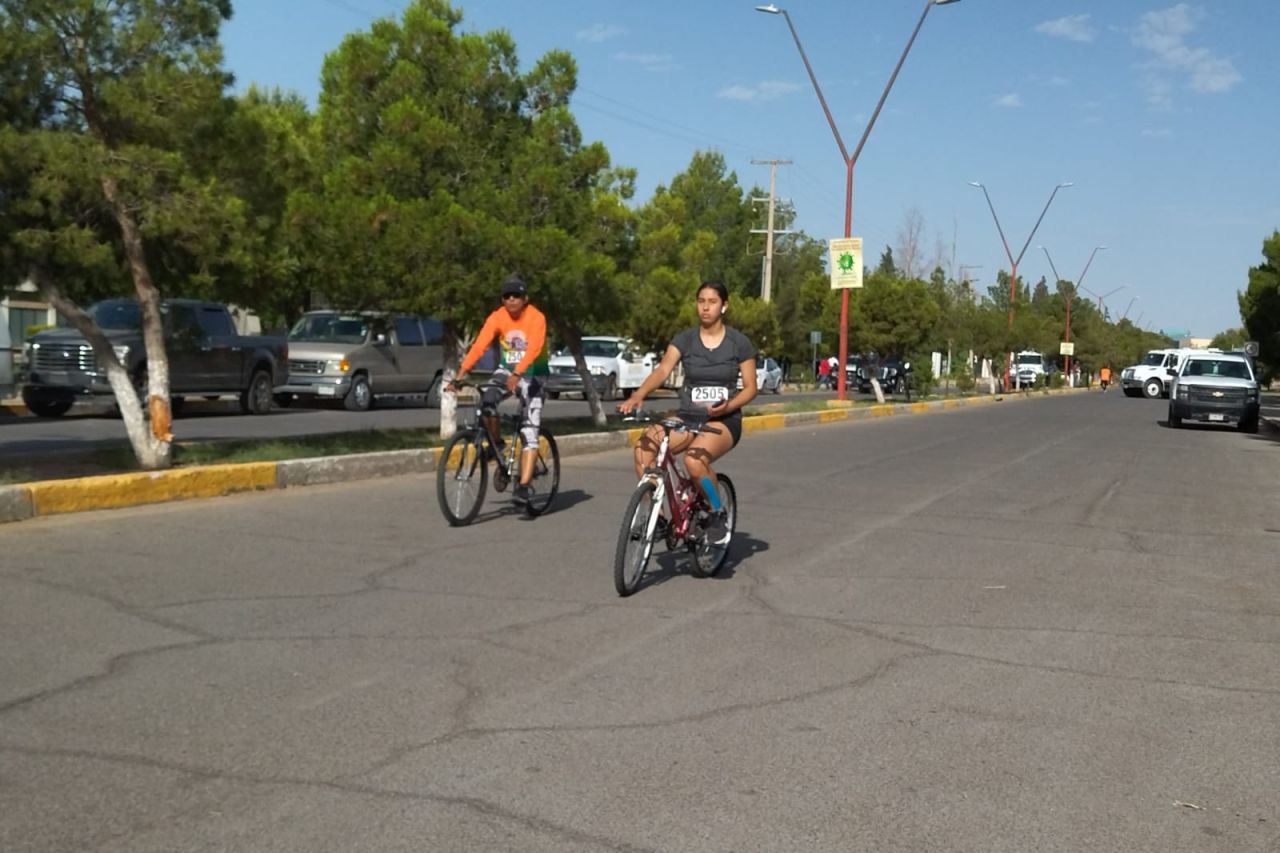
<box><xmin>221</xmin><ymin>1</ymin><xmax>1280</xmax><ymax>338</ymax></box>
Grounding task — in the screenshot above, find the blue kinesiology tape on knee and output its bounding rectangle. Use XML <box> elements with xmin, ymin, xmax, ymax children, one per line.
<box><xmin>700</xmin><ymin>477</ymin><xmax>722</xmax><ymax>511</ymax></box>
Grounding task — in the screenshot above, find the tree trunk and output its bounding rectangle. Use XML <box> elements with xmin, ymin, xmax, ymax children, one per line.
<box><xmin>99</xmin><ymin>175</ymin><xmax>173</xmax><ymax>468</ymax></box>
<box><xmin>439</xmin><ymin>322</ymin><xmax>463</xmax><ymax>440</ymax></box>
<box><xmin>552</xmin><ymin>321</ymin><xmax>607</xmax><ymax>428</ymax></box>
<box><xmin>37</xmin><ymin>273</ymin><xmax>170</xmax><ymax>469</ymax></box>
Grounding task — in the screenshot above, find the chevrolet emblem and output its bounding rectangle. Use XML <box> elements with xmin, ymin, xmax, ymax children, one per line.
<box><xmin>1212</xmin><ymin>391</ymin><xmax>1224</xmax><ymax>397</ymax></box>
<box><xmin>61</xmin><ymin>350</ymin><xmax>70</xmax><ymax>358</ymax></box>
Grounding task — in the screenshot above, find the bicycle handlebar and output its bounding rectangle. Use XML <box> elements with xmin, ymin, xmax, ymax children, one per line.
<box><xmin>620</xmin><ymin>411</ymin><xmax>722</xmax><ymax>435</ymax></box>
<box><xmin>446</xmin><ymin>379</ymin><xmax>513</xmax><ymax>401</ymax></box>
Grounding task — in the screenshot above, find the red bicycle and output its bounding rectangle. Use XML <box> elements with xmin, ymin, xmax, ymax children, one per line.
<box><xmin>614</xmin><ymin>414</ymin><xmax>737</xmax><ymax>596</ymax></box>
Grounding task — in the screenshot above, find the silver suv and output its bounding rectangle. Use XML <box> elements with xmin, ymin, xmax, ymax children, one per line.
<box><xmin>1167</xmin><ymin>352</ymin><xmax>1260</xmax><ymax>433</ymax></box>
<box><xmin>277</xmin><ymin>311</ymin><xmax>444</xmax><ymax>411</ymax></box>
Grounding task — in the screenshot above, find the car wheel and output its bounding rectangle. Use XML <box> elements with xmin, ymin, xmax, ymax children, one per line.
<box><xmin>772</xmin><ymin>377</ymin><xmax>782</xmax><ymax>394</ymax></box>
<box><xmin>1123</xmin><ymin>387</ymin><xmax>1140</xmax><ymax>398</ymax></box>
<box><xmin>1168</xmin><ymin>408</ymin><xmax>1181</xmax><ymax>428</ymax></box>
<box><xmin>22</xmin><ymin>390</ymin><xmax>73</xmax><ymax>418</ymax></box>
<box><xmin>1143</xmin><ymin>378</ymin><xmax>1163</xmax><ymax>399</ymax></box>
<box><xmin>603</xmin><ymin>374</ymin><xmax>617</xmax><ymax>401</ymax></box>
<box><xmin>240</xmin><ymin>368</ymin><xmax>274</xmax><ymax>415</ymax></box>
<box><xmin>1238</xmin><ymin>414</ymin><xmax>1260</xmax><ymax>434</ymax></box>
<box><xmin>344</xmin><ymin>374</ymin><xmax>373</xmax><ymax>412</ymax></box>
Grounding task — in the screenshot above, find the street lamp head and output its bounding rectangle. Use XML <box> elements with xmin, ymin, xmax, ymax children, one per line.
<box><xmin>933</xmin><ymin>0</ymin><xmax>962</xmax><ymax>5</ymax></box>
<box><xmin>968</xmin><ymin>181</ymin><xmax>983</xmax><ymax>188</ymax></box>
<box><xmin>1058</xmin><ymin>182</ymin><xmax>1074</xmax><ymax>188</ymax></box>
<box><xmin>755</xmin><ymin>4</ymin><xmax>782</xmax><ymax>13</ymax></box>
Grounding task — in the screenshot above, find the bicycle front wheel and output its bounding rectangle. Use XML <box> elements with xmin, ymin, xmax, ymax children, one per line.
<box><xmin>690</xmin><ymin>473</ymin><xmax>736</xmax><ymax>578</ymax></box>
<box><xmin>517</xmin><ymin>430</ymin><xmax>560</xmax><ymax>518</ymax></box>
<box><xmin>436</xmin><ymin>432</ymin><xmax>488</xmax><ymax>526</ymax></box>
<box><xmin>614</xmin><ymin>479</ymin><xmax>660</xmax><ymax>596</ymax></box>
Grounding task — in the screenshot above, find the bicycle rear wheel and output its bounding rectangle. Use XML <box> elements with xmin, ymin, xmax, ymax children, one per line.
<box><xmin>690</xmin><ymin>473</ymin><xmax>736</xmax><ymax>578</ymax></box>
<box><xmin>614</xmin><ymin>479</ymin><xmax>660</xmax><ymax>596</ymax></box>
<box><xmin>517</xmin><ymin>430</ymin><xmax>560</xmax><ymax>518</ymax></box>
<box><xmin>436</xmin><ymin>432</ymin><xmax>488</xmax><ymax>526</ymax></box>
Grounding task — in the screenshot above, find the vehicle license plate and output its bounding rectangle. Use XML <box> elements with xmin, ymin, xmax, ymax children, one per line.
<box><xmin>318</xmin><ymin>386</ymin><xmax>336</xmax><ymax>397</ymax></box>
<box><xmin>1208</xmin><ymin>413</ymin><xmax>1224</xmax><ymax>422</ymax></box>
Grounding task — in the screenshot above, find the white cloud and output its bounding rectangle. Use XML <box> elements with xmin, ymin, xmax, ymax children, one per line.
<box><xmin>1035</xmin><ymin>14</ymin><xmax>1096</xmax><ymax>43</ymax></box>
<box><xmin>576</xmin><ymin>23</ymin><xmax>625</xmax><ymax>43</ymax></box>
<box><xmin>716</xmin><ymin>80</ymin><xmax>802</xmax><ymax>101</ymax></box>
<box><xmin>611</xmin><ymin>52</ymin><xmax>675</xmax><ymax>72</ymax></box>
<box><xmin>993</xmin><ymin>93</ymin><xmax>1023</xmax><ymax>108</ymax></box>
<box><xmin>1132</xmin><ymin>4</ymin><xmax>1241</xmax><ymax>106</ymax></box>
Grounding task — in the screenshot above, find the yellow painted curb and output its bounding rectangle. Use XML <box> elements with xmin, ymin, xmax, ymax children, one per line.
<box><xmin>818</xmin><ymin>409</ymin><xmax>849</xmax><ymax>423</ymax></box>
<box><xmin>28</xmin><ymin>462</ymin><xmax>278</xmax><ymax>516</ymax></box>
<box><xmin>625</xmin><ymin>427</ymin><xmax>644</xmax><ymax>444</ymax></box>
<box><xmin>941</xmin><ymin>399</ymin><xmax>961</xmax><ymax>409</ymax></box>
<box><xmin>743</xmin><ymin>413</ymin><xmax>785</xmax><ymax>433</ymax></box>
<box><xmin>869</xmin><ymin>405</ymin><xmax>895</xmax><ymax>418</ymax></box>
<box><xmin>910</xmin><ymin>402</ymin><xmax>930</xmax><ymax>414</ymax></box>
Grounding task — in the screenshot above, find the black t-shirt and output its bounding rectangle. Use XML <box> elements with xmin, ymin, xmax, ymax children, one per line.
<box><xmin>670</xmin><ymin>325</ymin><xmax>757</xmax><ymax>422</ymax></box>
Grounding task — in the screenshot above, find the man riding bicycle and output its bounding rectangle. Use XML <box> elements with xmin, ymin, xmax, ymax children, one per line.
<box><xmin>448</xmin><ymin>274</ymin><xmax>549</xmax><ymax>506</ymax></box>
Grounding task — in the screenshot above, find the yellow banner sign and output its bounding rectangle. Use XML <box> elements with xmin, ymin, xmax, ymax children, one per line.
<box><xmin>829</xmin><ymin>237</ymin><xmax>863</xmax><ymax>290</ymax></box>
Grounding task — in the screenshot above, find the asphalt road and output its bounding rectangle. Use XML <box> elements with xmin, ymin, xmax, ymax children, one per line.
<box><xmin>2</xmin><ymin>392</ymin><xmax>1278</xmax><ymax>852</ymax></box>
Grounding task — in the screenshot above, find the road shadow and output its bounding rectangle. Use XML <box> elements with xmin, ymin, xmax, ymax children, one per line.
<box><xmin>626</xmin><ymin>528</ymin><xmax>769</xmax><ymax>595</ymax></box>
<box><xmin>1159</xmin><ymin>418</ymin><xmax>1275</xmax><ymax>441</ymax></box>
<box><xmin>454</xmin><ymin>488</ymin><xmax>592</xmax><ymax>526</ymax></box>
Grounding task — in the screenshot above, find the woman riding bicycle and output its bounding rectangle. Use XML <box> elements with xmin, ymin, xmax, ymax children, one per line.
<box><xmin>617</xmin><ymin>281</ymin><xmax>757</xmax><ymax>546</ymax></box>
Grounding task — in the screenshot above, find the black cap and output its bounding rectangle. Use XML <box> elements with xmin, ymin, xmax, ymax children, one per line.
<box><xmin>500</xmin><ymin>273</ymin><xmax>527</xmax><ymax>297</ymax></box>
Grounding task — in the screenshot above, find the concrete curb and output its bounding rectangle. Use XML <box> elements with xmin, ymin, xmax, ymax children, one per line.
<box><xmin>0</xmin><ymin>388</ymin><xmax>1080</xmax><ymax>525</ymax></box>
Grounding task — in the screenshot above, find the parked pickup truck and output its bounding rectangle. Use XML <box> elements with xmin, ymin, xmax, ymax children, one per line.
<box><xmin>20</xmin><ymin>298</ymin><xmax>289</xmax><ymax>417</ymax></box>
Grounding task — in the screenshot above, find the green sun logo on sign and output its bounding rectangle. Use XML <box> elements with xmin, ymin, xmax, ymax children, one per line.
<box><xmin>837</xmin><ymin>252</ymin><xmax>855</xmax><ymax>272</ymax></box>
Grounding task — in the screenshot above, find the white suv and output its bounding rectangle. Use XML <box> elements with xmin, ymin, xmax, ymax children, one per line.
<box><xmin>1167</xmin><ymin>352</ymin><xmax>1260</xmax><ymax>433</ymax></box>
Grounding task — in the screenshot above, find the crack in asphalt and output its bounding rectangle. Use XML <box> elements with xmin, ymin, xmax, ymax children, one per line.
<box><xmin>0</xmin><ymin>744</ymin><xmax>656</xmax><ymax>853</ymax></box>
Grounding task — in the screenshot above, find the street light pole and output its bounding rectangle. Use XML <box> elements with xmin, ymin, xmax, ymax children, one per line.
<box><xmin>969</xmin><ymin>181</ymin><xmax>1072</xmax><ymax>389</ymax></box>
<box><xmin>757</xmin><ymin>0</ymin><xmax>960</xmax><ymax>400</ymax></box>
<box><xmin>1121</xmin><ymin>295</ymin><xmax>1139</xmax><ymax>321</ymax></box>
<box><xmin>1040</xmin><ymin>243</ymin><xmax>1104</xmax><ymax>384</ymax></box>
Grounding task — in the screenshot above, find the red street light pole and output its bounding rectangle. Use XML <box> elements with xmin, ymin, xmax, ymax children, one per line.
<box><xmin>1040</xmin><ymin>244</ymin><xmax>1105</xmax><ymax>383</ymax></box>
<box><xmin>757</xmin><ymin>0</ymin><xmax>961</xmax><ymax>400</ymax></box>
<box><xmin>969</xmin><ymin>181</ymin><xmax>1072</xmax><ymax>390</ymax></box>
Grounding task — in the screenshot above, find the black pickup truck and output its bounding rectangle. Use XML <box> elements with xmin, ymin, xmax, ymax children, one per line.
<box><xmin>21</xmin><ymin>298</ymin><xmax>289</xmax><ymax>417</ymax></box>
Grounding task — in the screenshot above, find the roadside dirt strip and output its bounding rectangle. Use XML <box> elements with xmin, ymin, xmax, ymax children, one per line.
<box><xmin>0</xmin><ymin>390</ymin><xmax>1063</xmax><ymax>524</ymax></box>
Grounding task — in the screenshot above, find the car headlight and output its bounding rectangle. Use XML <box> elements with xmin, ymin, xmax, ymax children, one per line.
<box><xmin>589</xmin><ymin>365</ymin><xmax>606</xmax><ymax>375</ymax></box>
<box><xmin>1176</xmin><ymin>385</ymin><xmax>1189</xmax><ymax>399</ymax></box>
<box><xmin>326</xmin><ymin>358</ymin><xmax>350</xmax><ymax>374</ymax></box>
<box><xmin>112</xmin><ymin>344</ymin><xmax>130</xmax><ymax>363</ymax></box>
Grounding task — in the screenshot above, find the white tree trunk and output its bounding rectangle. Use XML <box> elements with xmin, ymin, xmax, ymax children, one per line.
<box><xmin>39</xmin><ymin>276</ymin><xmax>172</xmax><ymax>468</ymax></box>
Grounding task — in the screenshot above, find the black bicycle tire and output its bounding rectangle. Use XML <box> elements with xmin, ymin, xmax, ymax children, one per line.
<box><xmin>436</xmin><ymin>431</ymin><xmax>488</xmax><ymax>526</ymax></box>
<box><xmin>614</xmin><ymin>479</ymin><xmax>660</xmax><ymax>596</ymax></box>
<box><xmin>690</xmin><ymin>473</ymin><xmax>736</xmax><ymax>578</ymax></box>
<box><xmin>518</xmin><ymin>430</ymin><xmax>560</xmax><ymax>518</ymax></box>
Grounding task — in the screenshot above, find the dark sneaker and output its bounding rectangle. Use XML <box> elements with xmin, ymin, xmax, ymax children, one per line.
<box><xmin>512</xmin><ymin>483</ymin><xmax>533</xmax><ymax>506</ymax></box>
<box><xmin>703</xmin><ymin>510</ymin><xmax>730</xmax><ymax>546</ymax></box>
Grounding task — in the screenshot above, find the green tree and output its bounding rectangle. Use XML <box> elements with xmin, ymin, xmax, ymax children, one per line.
<box><xmin>1239</xmin><ymin>231</ymin><xmax>1280</xmax><ymax>377</ymax></box>
<box><xmin>297</xmin><ymin>0</ymin><xmax>619</xmax><ymax>431</ymax></box>
<box><xmin>1209</xmin><ymin>327</ymin><xmax>1248</xmax><ymax>351</ymax></box>
<box><xmin>0</xmin><ymin>0</ymin><xmax>245</xmax><ymax>469</ymax></box>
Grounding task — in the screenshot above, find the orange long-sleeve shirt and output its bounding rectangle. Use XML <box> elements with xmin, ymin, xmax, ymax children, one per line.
<box><xmin>459</xmin><ymin>304</ymin><xmax>549</xmax><ymax>377</ymax></box>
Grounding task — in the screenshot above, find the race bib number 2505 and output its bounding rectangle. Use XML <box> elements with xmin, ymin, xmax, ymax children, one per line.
<box><xmin>690</xmin><ymin>385</ymin><xmax>728</xmax><ymax>405</ymax></box>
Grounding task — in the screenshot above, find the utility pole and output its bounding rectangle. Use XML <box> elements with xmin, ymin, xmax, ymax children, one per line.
<box><xmin>750</xmin><ymin>159</ymin><xmax>791</xmax><ymax>302</ymax></box>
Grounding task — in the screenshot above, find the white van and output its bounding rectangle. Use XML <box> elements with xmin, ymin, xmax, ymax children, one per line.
<box><xmin>1120</xmin><ymin>347</ymin><xmax>1217</xmax><ymax>399</ymax></box>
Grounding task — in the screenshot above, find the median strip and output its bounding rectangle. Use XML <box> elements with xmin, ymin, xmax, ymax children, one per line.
<box><xmin>0</xmin><ymin>389</ymin><xmax>1077</xmax><ymax>524</ymax></box>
